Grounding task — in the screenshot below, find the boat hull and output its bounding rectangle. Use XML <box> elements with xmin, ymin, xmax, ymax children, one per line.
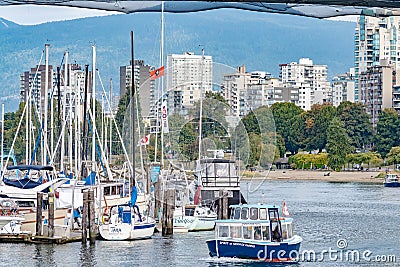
<box><xmin>173</xmin><ymin>216</ymin><xmax>215</xmax><ymax>232</ymax></box>
<box><xmin>384</xmin><ymin>182</ymin><xmax>400</xmax><ymax>187</ymax></box>
<box><xmin>206</xmin><ymin>237</ymin><xmax>302</xmax><ymax>262</ymax></box>
<box><xmin>99</xmin><ymin>221</ymin><xmax>155</xmax><ymax>241</ymax></box>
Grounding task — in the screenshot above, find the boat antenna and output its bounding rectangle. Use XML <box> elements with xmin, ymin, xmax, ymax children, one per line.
<box><xmin>261</xmin><ymin>193</ymin><xmax>264</xmax><ymax>205</ymax></box>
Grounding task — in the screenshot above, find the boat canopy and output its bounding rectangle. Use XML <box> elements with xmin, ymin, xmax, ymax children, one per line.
<box><xmin>6</xmin><ymin>165</ymin><xmax>54</xmax><ymax>171</ymax></box>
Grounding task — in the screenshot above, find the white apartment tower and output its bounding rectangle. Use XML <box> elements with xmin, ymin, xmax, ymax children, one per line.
<box><xmin>166</xmin><ymin>52</ymin><xmax>212</xmax><ymax>113</ymax></box>
<box><xmin>279</xmin><ymin>58</ymin><xmax>329</xmax><ymax>110</ymax></box>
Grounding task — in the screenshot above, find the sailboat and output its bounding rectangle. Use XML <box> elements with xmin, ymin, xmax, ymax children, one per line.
<box><xmin>99</xmin><ymin>186</ymin><xmax>155</xmax><ymax>240</ymax></box>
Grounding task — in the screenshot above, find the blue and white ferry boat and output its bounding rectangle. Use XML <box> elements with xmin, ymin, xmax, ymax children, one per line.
<box><xmin>206</xmin><ymin>203</ymin><xmax>302</xmax><ymax>262</ymax></box>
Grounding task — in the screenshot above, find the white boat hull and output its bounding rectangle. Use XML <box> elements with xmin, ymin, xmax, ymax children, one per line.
<box><xmin>99</xmin><ymin>221</ymin><xmax>155</xmax><ymax>240</ymax></box>
<box><xmin>0</xmin><ymin>216</ymin><xmax>25</xmax><ymax>234</ymax></box>
<box><xmin>173</xmin><ymin>215</ymin><xmax>216</xmax><ymax>231</ymax></box>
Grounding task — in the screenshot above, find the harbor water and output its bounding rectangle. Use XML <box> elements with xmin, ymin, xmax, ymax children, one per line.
<box><xmin>0</xmin><ymin>180</ymin><xmax>399</xmax><ymax>266</ymax></box>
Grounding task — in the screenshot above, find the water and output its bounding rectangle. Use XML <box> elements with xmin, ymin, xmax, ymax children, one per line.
<box><xmin>0</xmin><ymin>180</ymin><xmax>399</xmax><ymax>267</ymax></box>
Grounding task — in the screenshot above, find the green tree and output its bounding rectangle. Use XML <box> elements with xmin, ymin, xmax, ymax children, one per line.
<box><xmin>286</xmin><ymin>112</ymin><xmax>310</xmax><ymax>153</ymax></box>
<box><xmin>337</xmin><ymin>101</ymin><xmax>373</xmax><ymax>149</ymax></box>
<box><xmin>234</xmin><ymin>105</ymin><xmax>278</xmax><ymax>168</ymax></box>
<box><xmin>326</xmin><ymin>117</ymin><xmax>352</xmax><ymax>171</ymax></box>
<box><xmin>375</xmin><ymin>109</ymin><xmax>400</xmax><ymax>158</ymax></box>
<box><xmin>271</xmin><ymin>102</ymin><xmax>303</xmax><ymax>153</ymax></box>
<box><xmin>346</xmin><ymin>152</ymin><xmax>382</xmax><ymax>168</ymax></box>
<box><xmin>385</xmin><ymin>146</ymin><xmax>400</xmax><ymax>166</ymax></box>
<box><xmin>307</xmin><ymin>103</ymin><xmax>337</xmax><ymax>152</ymax></box>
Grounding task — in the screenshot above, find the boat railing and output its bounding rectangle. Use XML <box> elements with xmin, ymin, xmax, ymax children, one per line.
<box><xmin>201</xmin><ymin>175</ymin><xmax>240</xmax><ymax>188</ymax></box>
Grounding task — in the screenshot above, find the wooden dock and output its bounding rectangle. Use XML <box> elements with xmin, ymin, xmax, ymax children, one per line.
<box><xmin>0</xmin><ymin>230</ymin><xmax>88</xmax><ymax>244</ymax></box>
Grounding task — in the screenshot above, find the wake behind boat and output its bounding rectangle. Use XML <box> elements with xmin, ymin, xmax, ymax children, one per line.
<box><xmin>206</xmin><ymin>203</ymin><xmax>302</xmax><ymax>262</ymax></box>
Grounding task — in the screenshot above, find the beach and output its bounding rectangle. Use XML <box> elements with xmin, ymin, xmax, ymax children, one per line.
<box><xmin>241</xmin><ymin>169</ymin><xmax>385</xmax><ymax>183</ymax></box>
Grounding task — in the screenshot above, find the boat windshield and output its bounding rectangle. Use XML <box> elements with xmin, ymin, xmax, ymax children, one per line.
<box><xmin>241</xmin><ymin>207</ymin><xmax>248</xmax><ymax>220</ymax></box>
<box><xmin>218</xmin><ymin>225</ymin><xmax>229</xmax><ymax>237</ymax></box>
<box><xmin>233</xmin><ymin>207</ymin><xmax>241</xmax><ymax>219</ymax></box>
<box><xmin>231</xmin><ymin>225</ymin><xmax>242</xmax><ymax>238</ymax></box>
<box><xmin>259</xmin><ymin>208</ymin><xmax>267</xmax><ymax>220</ymax></box>
<box><xmin>262</xmin><ymin>225</ymin><xmax>270</xmax><ymax>241</ymax></box>
<box><xmin>250</xmin><ymin>208</ymin><xmax>258</xmax><ymax>220</ymax></box>
<box><xmin>254</xmin><ymin>226</ymin><xmax>262</xmax><ymax>240</ymax></box>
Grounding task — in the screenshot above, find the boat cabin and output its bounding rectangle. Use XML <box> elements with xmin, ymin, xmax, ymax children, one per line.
<box><xmin>385</xmin><ymin>174</ymin><xmax>399</xmax><ymax>183</ymax></box>
<box><xmin>215</xmin><ymin>204</ymin><xmax>294</xmax><ymax>242</ymax></box>
<box><xmin>198</xmin><ymin>159</ymin><xmax>246</xmax><ymax>211</ymax></box>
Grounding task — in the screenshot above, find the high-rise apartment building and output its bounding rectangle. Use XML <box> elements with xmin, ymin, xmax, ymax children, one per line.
<box><xmin>331</xmin><ymin>69</ymin><xmax>356</xmax><ymax>107</ymax></box>
<box><xmin>354</xmin><ymin>16</ymin><xmax>400</xmax><ymax>101</ymax></box>
<box><xmin>20</xmin><ymin>64</ymin><xmax>92</xmax><ymax>117</ymax></box>
<box><xmin>20</xmin><ymin>65</ymin><xmax>56</xmax><ymax>114</ymax></box>
<box><xmin>120</xmin><ymin>60</ymin><xmax>155</xmax><ymax>118</ymax></box>
<box><xmin>222</xmin><ymin>65</ymin><xmax>279</xmax><ymax>116</ymax></box>
<box><xmin>359</xmin><ymin>64</ymin><xmax>395</xmax><ymax>127</ymax></box>
<box><xmin>279</xmin><ymin>58</ymin><xmax>329</xmax><ymax>110</ymax></box>
<box><xmin>166</xmin><ymin>52</ymin><xmax>212</xmax><ymax>113</ymax></box>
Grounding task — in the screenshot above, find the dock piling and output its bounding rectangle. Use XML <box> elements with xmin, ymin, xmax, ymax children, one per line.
<box><xmin>82</xmin><ymin>190</ymin><xmax>88</xmax><ymax>243</ymax></box>
<box><xmin>36</xmin><ymin>192</ymin><xmax>43</xmax><ymax>236</ymax></box>
<box><xmin>48</xmin><ymin>192</ymin><xmax>54</xmax><ymax>237</ymax></box>
<box><xmin>162</xmin><ymin>188</ymin><xmax>175</xmax><ymax>236</ymax></box>
<box><xmin>88</xmin><ymin>189</ymin><xmax>96</xmax><ymax>244</ymax></box>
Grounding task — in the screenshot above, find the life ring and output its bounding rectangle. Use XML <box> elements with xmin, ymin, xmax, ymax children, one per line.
<box><xmin>102</xmin><ymin>208</ymin><xmax>109</xmax><ymax>223</ymax></box>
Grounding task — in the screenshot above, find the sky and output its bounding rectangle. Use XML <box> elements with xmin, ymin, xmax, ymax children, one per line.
<box><xmin>0</xmin><ymin>5</ymin><xmax>119</xmax><ymax>25</ymax></box>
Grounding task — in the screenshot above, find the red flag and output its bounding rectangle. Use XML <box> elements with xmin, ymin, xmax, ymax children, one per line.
<box><xmin>150</xmin><ymin>66</ymin><xmax>165</xmax><ymax>80</ymax></box>
<box><xmin>137</xmin><ymin>134</ymin><xmax>150</xmax><ymax>146</ymax></box>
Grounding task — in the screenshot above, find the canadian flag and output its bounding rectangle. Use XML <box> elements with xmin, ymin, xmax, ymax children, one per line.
<box><xmin>282</xmin><ymin>201</ymin><xmax>290</xmax><ymax>217</ymax></box>
<box><xmin>138</xmin><ymin>134</ymin><xmax>150</xmax><ymax>146</ymax></box>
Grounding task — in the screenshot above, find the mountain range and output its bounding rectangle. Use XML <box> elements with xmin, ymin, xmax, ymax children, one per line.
<box><xmin>0</xmin><ymin>10</ymin><xmax>356</xmax><ymax>111</ymax></box>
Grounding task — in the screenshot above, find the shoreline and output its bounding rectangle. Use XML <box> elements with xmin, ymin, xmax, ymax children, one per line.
<box><xmin>240</xmin><ymin>170</ymin><xmax>384</xmax><ymax>183</ymax></box>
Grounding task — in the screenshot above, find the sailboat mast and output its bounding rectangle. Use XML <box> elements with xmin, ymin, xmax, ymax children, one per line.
<box><xmin>25</xmin><ymin>86</ymin><xmax>29</xmax><ymax>164</ymax></box>
<box><xmin>92</xmin><ymin>44</ymin><xmax>97</xmax><ymax>173</ymax></box>
<box><xmin>61</xmin><ymin>51</ymin><xmax>68</xmax><ymax>172</ymax></box>
<box><xmin>154</xmin><ymin>1</ymin><xmax>165</xmax><ymax>164</ymax></box>
<box><xmin>160</xmin><ymin>0</ymin><xmax>165</xmax><ymax>168</ymax></box>
<box><xmin>69</xmin><ymin>64</ymin><xmax>73</xmax><ymax>172</ymax></box>
<box><xmin>75</xmin><ymin>76</ymin><xmax>80</xmax><ymax>175</ymax></box>
<box><xmin>1</xmin><ymin>103</ymin><xmax>4</xmax><ymax>172</ymax></box>
<box><xmin>81</xmin><ymin>64</ymin><xmax>89</xmax><ymax>178</ymax></box>
<box><xmin>130</xmin><ymin>31</ymin><xmax>136</xmax><ymax>186</ymax></box>
<box><xmin>43</xmin><ymin>43</ymin><xmax>50</xmax><ymax>166</ymax></box>
<box><xmin>109</xmin><ymin>78</ymin><xmax>113</xmax><ymax>162</ymax></box>
<box><xmin>51</xmin><ymin>66</ymin><xmax>54</xmax><ymax>164</ymax></box>
<box><xmin>197</xmin><ymin>48</ymin><xmax>205</xmax><ymax>185</ymax></box>
<box><xmin>57</xmin><ymin>66</ymin><xmax>61</xmax><ymax>166</ymax></box>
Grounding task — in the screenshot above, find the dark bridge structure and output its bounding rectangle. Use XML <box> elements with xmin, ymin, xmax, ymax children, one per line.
<box><xmin>2</xmin><ymin>0</ymin><xmax>400</xmax><ymax>19</ymax></box>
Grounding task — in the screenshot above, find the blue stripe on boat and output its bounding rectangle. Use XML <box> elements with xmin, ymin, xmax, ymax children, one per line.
<box><xmin>134</xmin><ymin>223</ymin><xmax>155</xmax><ymax>230</ymax></box>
